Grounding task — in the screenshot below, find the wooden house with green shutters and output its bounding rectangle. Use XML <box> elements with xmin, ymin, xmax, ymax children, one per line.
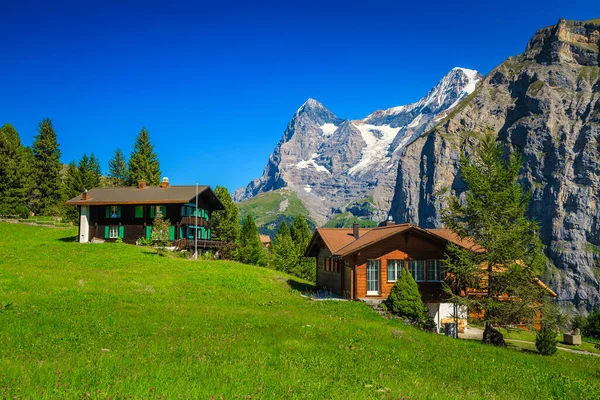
<box><xmin>65</xmin><ymin>178</ymin><xmax>224</xmax><ymax>250</ymax></box>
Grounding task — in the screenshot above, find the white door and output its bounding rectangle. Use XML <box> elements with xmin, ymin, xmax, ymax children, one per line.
<box><xmin>366</xmin><ymin>260</ymin><xmax>380</xmax><ymax>296</ymax></box>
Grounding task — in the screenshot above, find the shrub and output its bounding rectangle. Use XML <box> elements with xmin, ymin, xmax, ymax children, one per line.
<box><xmin>115</xmin><ymin>237</ymin><xmax>123</xmax><ymax>244</ymax></box>
<box><xmin>384</xmin><ymin>268</ymin><xmax>425</xmax><ymax>323</ymax></box>
<box><xmin>583</xmin><ymin>310</ymin><xmax>600</xmax><ymax>340</ymax></box>
<box><xmin>571</xmin><ymin>315</ymin><xmax>589</xmax><ymax>331</ymax></box>
<box><xmin>421</xmin><ymin>305</ymin><xmax>437</xmax><ymax>333</ymax></box>
<box><xmin>536</xmin><ymin>324</ymin><xmax>558</xmax><ymax>356</ymax></box>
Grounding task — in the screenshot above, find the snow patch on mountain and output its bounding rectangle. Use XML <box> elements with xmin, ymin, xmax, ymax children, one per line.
<box><xmin>320</xmin><ymin>123</ymin><xmax>338</xmax><ymax>136</ymax></box>
<box><xmin>296</xmin><ymin>153</ymin><xmax>330</xmax><ymax>173</ymax></box>
<box><xmin>348</xmin><ymin>123</ymin><xmax>401</xmax><ymax>175</ymax></box>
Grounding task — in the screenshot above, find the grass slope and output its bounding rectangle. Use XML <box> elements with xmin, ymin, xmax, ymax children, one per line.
<box><xmin>1</xmin><ymin>223</ymin><xmax>600</xmax><ymax>399</ymax></box>
<box><xmin>324</xmin><ymin>212</ymin><xmax>379</xmax><ymax>228</ymax></box>
<box><xmin>237</xmin><ymin>189</ymin><xmax>314</xmax><ymax>237</ymax></box>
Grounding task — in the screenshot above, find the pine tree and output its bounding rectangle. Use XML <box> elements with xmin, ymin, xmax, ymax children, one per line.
<box><xmin>108</xmin><ymin>148</ymin><xmax>128</xmax><ymax>186</ymax></box>
<box><xmin>128</xmin><ymin>127</ymin><xmax>161</xmax><ymax>186</ymax></box>
<box><xmin>270</xmin><ymin>221</ymin><xmax>297</xmax><ymax>273</ymax></box>
<box><xmin>211</xmin><ymin>186</ymin><xmax>240</xmax><ymax>259</ymax></box>
<box><xmin>385</xmin><ymin>267</ymin><xmax>425</xmax><ymax>322</ymax></box>
<box><xmin>237</xmin><ymin>215</ymin><xmax>265</xmax><ymax>266</ymax></box>
<box><xmin>442</xmin><ymin>131</ymin><xmax>548</xmax><ymax>345</ymax></box>
<box><xmin>31</xmin><ymin>118</ymin><xmax>63</xmax><ymax>216</ymax></box>
<box><xmin>290</xmin><ymin>214</ymin><xmax>316</xmax><ymax>282</ymax></box>
<box><xmin>0</xmin><ymin>124</ymin><xmax>32</xmax><ymax>218</ymax></box>
<box><xmin>78</xmin><ymin>153</ymin><xmax>101</xmax><ymax>191</ymax></box>
<box><xmin>536</xmin><ymin>324</ymin><xmax>558</xmax><ymax>356</ymax></box>
<box><xmin>63</xmin><ymin>161</ymin><xmax>83</xmax><ymax>223</ymax></box>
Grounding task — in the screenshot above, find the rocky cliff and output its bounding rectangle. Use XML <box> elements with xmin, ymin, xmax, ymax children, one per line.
<box><xmin>389</xmin><ymin>19</ymin><xmax>600</xmax><ymax>311</ymax></box>
<box><xmin>235</xmin><ymin>68</ymin><xmax>482</xmax><ymax>226</ymax></box>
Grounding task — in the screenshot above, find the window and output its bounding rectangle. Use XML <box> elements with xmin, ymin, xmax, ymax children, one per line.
<box><xmin>150</xmin><ymin>205</ymin><xmax>166</xmax><ymax>218</ymax></box>
<box><xmin>109</xmin><ymin>226</ymin><xmax>119</xmax><ymax>239</ymax></box>
<box><xmin>106</xmin><ymin>206</ymin><xmax>121</xmax><ymax>219</ymax></box>
<box><xmin>135</xmin><ymin>206</ymin><xmax>143</xmax><ymax>218</ymax></box>
<box><xmin>427</xmin><ymin>260</ymin><xmax>445</xmax><ymax>281</ymax></box>
<box><xmin>408</xmin><ymin>260</ymin><xmax>426</xmax><ymax>282</ymax></box>
<box><xmin>387</xmin><ymin>260</ymin><xmax>404</xmax><ymax>282</ymax></box>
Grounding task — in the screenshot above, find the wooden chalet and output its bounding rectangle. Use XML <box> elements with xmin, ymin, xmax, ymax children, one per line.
<box><xmin>305</xmin><ymin>222</ymin><xmax>556</xmax><ymax>330</ymax></box>
<box><xmin>65</xmin><ymin>178</ymin><xmax>224</xmax><ymax>250</ymax></box>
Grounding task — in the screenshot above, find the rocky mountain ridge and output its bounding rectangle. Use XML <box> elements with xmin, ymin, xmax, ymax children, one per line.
<box><xmin>389</xmin><ymin>18</ymin><xmax>600</xmax><ymax>311</ymax></box>
<box><xmin>234</xmin><ymin>68</ymin><xmax>482</xmax><ymax>226</ymax></box>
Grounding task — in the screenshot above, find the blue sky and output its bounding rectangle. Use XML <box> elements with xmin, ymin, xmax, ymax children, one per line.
<box><xmin>1</xmin><ymin>0</ymin><xmax>599</xmax><ymax>193</ymax></box>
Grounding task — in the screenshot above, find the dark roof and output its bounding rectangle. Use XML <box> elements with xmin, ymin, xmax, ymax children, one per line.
<box><xmin>65</xmin><ymin>185</ymin><xmax>224</xmax><ymax>210</ymax></box>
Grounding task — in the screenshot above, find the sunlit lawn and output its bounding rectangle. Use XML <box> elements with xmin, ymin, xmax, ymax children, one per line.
<box><xmin>1</xmin><ymin>223</ymin><xmax>600</xmax><ymax>399</ymax></box>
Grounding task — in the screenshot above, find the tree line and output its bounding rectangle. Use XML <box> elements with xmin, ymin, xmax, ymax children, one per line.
<box><xmin>211</xmin><ymin>187</ymin><xmax>315</xmax><ymax>282</ymax></box>
<box><xmin>0</xmin><ymin>119</ymin><xmax>161</xmax><ymax>221</ymax></box>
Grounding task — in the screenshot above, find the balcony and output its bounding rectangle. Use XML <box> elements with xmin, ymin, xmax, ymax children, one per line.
<box><xmin>174</xmin><ymin>238</ymin><xmax>223</xmax><ymax>250</ymax></box>
<box><xmin>179</xmin><ymin>216</ymin><xmax>209</xmax><ymax>227</ymax></box>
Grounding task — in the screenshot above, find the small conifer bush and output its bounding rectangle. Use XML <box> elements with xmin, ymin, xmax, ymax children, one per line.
<box><xmin>535</xmin><ymin>324</ymin><xmax>558</xmax><ymax>356</ymax></box>
<box><xmin>385</xmin><ymin>268</ymin><xmax>425</xmax><ymax>323</ymax></box>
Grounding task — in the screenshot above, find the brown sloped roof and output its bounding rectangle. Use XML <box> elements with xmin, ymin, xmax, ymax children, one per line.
<box><xmin>65</xmin><ymin>185</ymin><xmax>224</xmax><ymax>210</ymax></box>
<box><xmin>315</xmin><ymin>228</ymin><xmax>371</xmax><ymax>254</ymax></box>
<box><xmin>333</xmin><ymin>224</ymin><xmax>414</xmax><ymax>256</ymax></box>
<box><xmin>427</xmin><ymin>229</ymin><xmax>485</xmax><ymax>253</ymax></box>
<box><xmin>259</xmin><ymin>235</ymin><xmax>271</xmax><ymax>244</ymax></box>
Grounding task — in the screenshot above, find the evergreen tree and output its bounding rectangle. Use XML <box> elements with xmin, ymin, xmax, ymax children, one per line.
<box><xmin>270</xmin><ymin>221</ymin><xmax>297</xmax><ymax>273</ymax></box>
<box><xmin>536</xmin><ymin>324</ymin><xmax>558</xmax><ymax>356</ymax></box>
<box><xmin>63</xmin><ymin>161</ymin><xmax>83</xmax><ymax>223</ymax></box>
<box><xmin>78</xmin><ymin>153</ymin><xmax>101</xmax><ymax>191</ymax></box>
<box><xmin>108</xmin><ymin>148</ymin><xmax>128</xmax><ymax>186</ymax></box>
<box><xmin>0</xmin><ymin>124</ymin><xmax>32</xmax><ymax>218</ymax></box>
<box><xmin>211</xmin><ymin>186</ymin><xmax>240</xmax><ymax>259</ymax></box>
<box><xmin>152</xmin><ymin>214</ymin><xmax>172</xmax><ymax>256</ymax></box>
<box><xmin>385</xmin><ymin>268</ymin><xmax>425</xmax><ymax>322</ymax></box>
<box><xmin>128</xmin><ymin>127</ymin><xmax>161</xmax><ymax>186</ymax></box>
<box><xmin>237</xmin><ymin>215</ymin><xmax>265</xmax><ymax>266</ymax></box>
<box><xmin>442</xmin><ymin>131</ymin><xmax>548</xmax><ymax>345</ymax></box>
<box><xmin>290</xmin><ymin>214</ymin><xmax>316</xmax><ymax>282</ymax></box>
<box><xmin>31</xmin><ymin>118</ymin><xmax>63</xmax><ymax>216</ymax></box>
<box><xmin>583</xmin><ymin>310</ymin><xmax>600</xmax><ymax>340</ymax></box>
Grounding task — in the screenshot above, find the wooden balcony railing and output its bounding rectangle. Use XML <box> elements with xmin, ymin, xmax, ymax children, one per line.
<box><xmin>174</xmin><ymin>238</ymin><xmax>223</xmax><ymax>250</ymax></box>
<box><xmin>179</xmin><ymin>216</ymin><xmax>209</xmax><ymax>227</ymax></box>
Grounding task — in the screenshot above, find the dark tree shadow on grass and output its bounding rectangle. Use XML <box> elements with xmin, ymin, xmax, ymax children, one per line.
<box><xmin>287</xmin><ymin>279</ymin><xmax>316</xmax><ymax>293</ymax></box>
<box><xmin>58</xmin><ymin>235</ymin><xmax>78</xmax><ymax>243</ymax></box>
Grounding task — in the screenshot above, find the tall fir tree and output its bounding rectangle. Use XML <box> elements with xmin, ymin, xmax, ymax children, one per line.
<box><xmin>441</xmin><ymin>131</ymin><xmax>548</xmax><ymax>345</ymax></box>
<box><xmin>127</xmin><ymin>127</ymin><xmax>161</xmax><ymax>186</ymax></box>
<box><xmin>31</xmin><ymin>118</ymin><xmax>63</xmax><ymax>216</ymax></box>
<box><xmin>211</xmin><ymin>186</ymin><xmax>240</xmax><ymax>259</ymax></box>
<box><xmin>237</xmin><ymin>215</ymin><xmax>265</xmax><ymax>266</ymax></box>
<box><xmin>107</xmin><ymin>148</ymin><xmax>128</xmax><ymax>186</ymax></box>
<box><xmin>0</xmin><ymin>124</ymin><xmax>32</xmax><ymax>217</ymax></box>
<box><xmin>270</xmin><ymin>221</ymin><xmax>297</xmax><ymax>273</ymax></box>
<box><xmin>290</xmin><ymin>214</ymin><xmax>316</xmax><ymax>282</ymax></box>
<box><xmin>63</xmin><ymin>153</ymin><xmax>102</xmax><ymax>222</ymax></box>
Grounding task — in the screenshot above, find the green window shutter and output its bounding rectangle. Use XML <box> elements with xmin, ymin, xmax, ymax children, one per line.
<box><xmin>161</xmin><ymin>206</ymin><xmax>167</xmax><ymax>217</ymax></box>
<box><xmin>135</xmin><ymin>206</ymin><xmax>143</xmax><ymax>218</ymax></box>
<box><xmin>105</xmin><ymin>207</ymin><xmax>110</xmax><ymax>218</ymax></box>
<box><xmin>179</xmin><ymin>227</ymin><xmax>183</xmax><ymax>239</ymax></box>
<box><xmin>206</xmin><ymin>211</ymin><xmax>209</xmax><ymax>222</ymax></box>
<box><xmin>116</xmin><ymin>206</ymin><xmax>121</xmax><ymax>218</ymax></box>
<box><xmin>201</xmin><ymin>227</ymin><xmax>206</xmax><ymax>239</ymax></box>
<box><xmin>104</xmin><ymin>226</ymin><xmax>109</xmax><ymax>238</ymax></box>
<box><xmin>207</xmin><ymin>228</ymin><xmax>211</xmax><ymax>240</ymax></box>
<box><xmin>146</xmin><ymin>226</ymin><xmax>152</xmax><ymax>239</ymax></box>
<box><xmin>169</xmin><ymin>226</ymin><xmax>175</xmax><ymax>241</ymax></box>
<box><xmin>180</xmin><ymin>206</ymin><xmax>185</xmax><ymax>216</ymax></box>
<box><xmin>150</xmin><ymin>206</ymin><xmax>155</xmax><ymax>218</ymax></box>
<box><xmin>119</xmin><ymin>226</ymin><xmax>124</xmax><ymax>238</ymax></box>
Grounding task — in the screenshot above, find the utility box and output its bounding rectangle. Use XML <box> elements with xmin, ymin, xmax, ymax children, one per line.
<box><xmin>444</xmin><ymin>322</ymin><xmax>457</xmax><ymax>337</ymax></box>
<box><xmin>563</xmin><ymin>333</ymin><xmax>582</xmax><ymax>346</ymax></box>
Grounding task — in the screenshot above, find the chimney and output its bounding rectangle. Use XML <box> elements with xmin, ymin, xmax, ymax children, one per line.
<box><xmin>81</xmin><ymin>190</ymin><xmax>90</xmax><ymax>200</ymax></box>
<box><xmin>353</xmin><ymin>222</ymin><xmax>359</xmax><ymax>239</ymax></box>
<box><xmin>160</xmin><ymin>177</ymin><xmax>170</xmax><ymax>188</ymax></box>
<box><xmin>138</xmin><ymin>180</ymin><xmax>146</xmax><ymax>190</ymax></box>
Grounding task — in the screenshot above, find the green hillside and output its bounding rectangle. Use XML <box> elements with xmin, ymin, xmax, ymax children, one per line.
<box><xmin>1</xmin><ymin>223</ymin><xmax>599</xmax><ymax>399</ymax></box>
<box><xmin>324</xmin><ymin>212</ymin><xmax>379</xmax><ymax>228</ymax></box>
<box><xmin>237</xmin><ymin>188</ymin><xmax>315</xmax><ymax>237</ymax></box>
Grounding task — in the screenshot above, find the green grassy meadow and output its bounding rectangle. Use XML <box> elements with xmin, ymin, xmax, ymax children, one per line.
<box><xmin>1</xmin><ymin>223</ymin><xmax>599</xmax><ymax>399</ymax></box>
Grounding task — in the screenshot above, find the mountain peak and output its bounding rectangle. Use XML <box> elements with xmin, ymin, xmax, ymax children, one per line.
<box><xmin>297</xmin><ymin>98</ymin><xmax>324</xmax><ymax>113</ymax></box>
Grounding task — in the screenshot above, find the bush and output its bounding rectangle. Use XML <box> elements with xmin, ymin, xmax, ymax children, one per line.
<box><xmin>536</xmin><ymin>324</ymin><xmax>558</xmax><ymax>356</ymax></box>
<box><xmin>115</xmin><ymin>237</ymin><xmax>123</xmax><ymax>244</ymax></box>
<box><xmin>571</xmin><ymin>315</ymin><xmax>589</xmax><ymax>331</ymax></box>
<box><xmin>384</xmin><ymin>268</ymin><xmax>425</xmax><ymax>323</ymax></box>
<box><xmin>421</xmin><ymin>305</ymin><xmax>437</xmax><ymax>333</ymax></box>
<box><xmin>583</xmin><ymin>310</ymin><xmax>600</xmax><ymax>340</ymax></box>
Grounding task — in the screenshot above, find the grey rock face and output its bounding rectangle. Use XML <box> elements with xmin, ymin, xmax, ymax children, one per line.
<box><xmin>389</xmin><ymin>19</ymin><xmax>600</xmax><ymax>311</ymax></box>
<box><xmin>234</xmin><ymin>69</ymin><xmax>482</xmax><ymax>226</ymax></box>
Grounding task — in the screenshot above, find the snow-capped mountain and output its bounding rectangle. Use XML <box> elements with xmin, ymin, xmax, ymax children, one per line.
<box><xmin>234</xmin><ymin>67</ymin><xmax>482</xmax><ymax>226</ymax></box>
